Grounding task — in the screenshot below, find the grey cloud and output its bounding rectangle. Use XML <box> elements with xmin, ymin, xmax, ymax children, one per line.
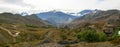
<box><xmin>1</xmin><ymin>0</ymin><xmax>33</xmax><ymax>8</ymax></box>
<box><xmin>98</xmin><ymin>0</ymin><xmax>105</xmax><ymax>1</ymax></box>
<box><xmin>2</xmin><ymin>0</ymin><xmax>22</xmax><ymax>3</ymax></box>
<box><xmin>1</xmin><ymin>0</ymin><xmax>24</xmax><ymax>5</ymax></box>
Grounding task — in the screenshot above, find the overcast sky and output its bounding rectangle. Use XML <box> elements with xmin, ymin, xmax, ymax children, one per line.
<box><xmin>0</xmin><ymin>0</ymin><xmax>120</xmax><ymax>14</ymax></box>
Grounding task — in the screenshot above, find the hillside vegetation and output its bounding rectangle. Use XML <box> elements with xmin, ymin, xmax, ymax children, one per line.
<box><xmin>0</xmin><ymin>10</ymin><xmax>120</xmax><ymax>47</ymax></box>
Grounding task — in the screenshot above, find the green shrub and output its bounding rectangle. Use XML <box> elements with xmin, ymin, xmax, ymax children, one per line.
<box><xmin>109</xmin><ymin>27</ymin><xmax>120</xmax><ymax>41</ymax></box>
<box><xmin>110</xmin><ymin>28</ymin><xmax>120</xmax><ymax>44</ymax></box>
<box><xmin>97</xmin><ymin>32</ymin><xmax>107</xmax><ymax>41</ymax></box>
<box><xmin>83</xmin><ymin>30</ymin><xmax>99</xmax><ymax>42</ymax></box>
<box><xmin>25</xmin><ymin>24</ymin><xmax>40</xmax><ymax>28</ymax></box>
<box><xmin>77</xmin><ymin>32</ymin><xmax>84</xmax><ymax>41</ymax></box>
<box><xmin>64</xmin><ymin>45</ymin><xmax>71</xmax><ymax>47</ymax></box>
<box><xmin>77</xmin><ymin>29</ymin><xmax>107</xmax><ymax>42</ymax></box>
<box><xmin>77</xmin><ymin>29</ymin><xmax>99</xmax><ymax>42</ymax></box>
<box><xmin>27</xmin><ymin>28</ymin><xmax>38</xmax><ymax>31</ymax></box>
<box><xmin>60</xmin><ymin>34</ymin><xmax>67</xmax><ymax>40</ymax></box>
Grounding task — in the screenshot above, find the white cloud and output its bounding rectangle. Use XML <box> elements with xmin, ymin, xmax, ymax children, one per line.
<box><xmin>0</xmin><ymin>0</ymin><xmax>120</xmax><ymax>14</ymax></box>
<box><xmin>96</xmin><ymin>0</ymin><xmax>120</xmax><ymax>10</ymax></box>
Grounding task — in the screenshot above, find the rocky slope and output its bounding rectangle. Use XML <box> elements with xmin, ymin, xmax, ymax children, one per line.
<box><xmin>69</xmin><ymin>10</ymin><xmax>120</xmax><ymax>28</ymax></box>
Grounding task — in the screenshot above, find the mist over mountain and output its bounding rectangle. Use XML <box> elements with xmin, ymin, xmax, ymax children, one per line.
<box><xmin>36</xmin><ymin>10</ymin><xmax>78</xmax><ymax>26</ymax></box>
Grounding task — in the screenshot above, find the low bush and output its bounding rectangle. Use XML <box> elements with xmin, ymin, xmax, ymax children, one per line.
<box><xmin>64</xmin><ymin>45</ymin><xmax>71</xmax><ymax>47</ymax></box>
<box><xmin>25</xmin><ymin>24</ymin><xmax>40</xmax><ymax>28</ymax></box>
<box><xmin>97</xmin><ymin>32</ymin><xmax>107</xmax><ymax>41</ymax></box>
<box><xmin>60</xmin><ymin>34</ymin><xmax>67</xmax><ymax>40</ymax></box>
<box><xmin>110</xmin><ymin>27</ymin><xmax>120</xmax><ymax>45</ymax></box>
<box><xmin>111</xmin><ymin>38</ymin><xmax>120</xmax><ymax>45</ymax></box>
<box><xmin>77</xmin><ymin>29</ymin><xmax>107</xmax><ymax>42</ymax></box>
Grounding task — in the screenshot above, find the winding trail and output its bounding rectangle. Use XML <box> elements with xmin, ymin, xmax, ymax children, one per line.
<box><xmin>0</xmin><ymin>26</ymin><xmax>20</xmax><ymax>37</ymax></box>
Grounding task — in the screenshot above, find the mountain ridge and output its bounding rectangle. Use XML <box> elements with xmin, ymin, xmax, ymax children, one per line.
<box><xmin>36</xmin><ymin>11</ymin><xmax>78</xmax><ymax>26</ymax></box>
<box><xmin>0</xmin><ymin>13</ymin><xmax>49</xmax><ymax>26</ymax></box>
<box><xmin>68</xmin><ymin>9</ymin><xmax>120</xmax><ymax>28</ymax></box>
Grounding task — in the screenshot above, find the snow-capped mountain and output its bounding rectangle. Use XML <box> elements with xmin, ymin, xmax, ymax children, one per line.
<box><xmin>36</xmin><ymin>10</ymin><xmax>77</xmax><ymax>26</ymax></box>
<box><xmin>18</xmin><ymin>9</ymin><xmax>99</xmax><ymax>26</ymax></box>
<box><xmin>67</xmin><ymin>9</ymin><xmax>99</xmax><ymax>16</ymax></box>
<box><xmin>20</xmin><ymin>12</ymin><xmax>28</xmax><ymax>16</ymax></box>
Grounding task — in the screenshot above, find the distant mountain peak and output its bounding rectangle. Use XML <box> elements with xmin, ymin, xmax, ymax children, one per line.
<box><xmin>49</xmin><ymin>10</ymin><xmax>62</xmax><ymax>13</ymax></box>
<box><xmin>66</xmin><ymin>9</ymin><xmax>99</xmax><ymax>16</ymax></box>
<box><xmin>20</xmin><ymin>12</ymin><xmax>28</xmax><ymax>16</ymax></box>
<box><xmin>36</xmin><ymin>11</ymin><xmax>77</xmax><ymax>26</ymax></box>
